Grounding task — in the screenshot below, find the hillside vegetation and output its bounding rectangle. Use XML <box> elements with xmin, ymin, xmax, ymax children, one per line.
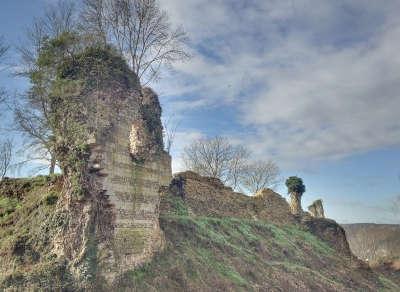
<box><xmin>0</xmin><ymin>175</ymin><xmax>399</xmax><ymax>291</ymax></box>
<box><xmin>119</xmin><ymin>213</ymin><xmax>395</xmax><ymax>291</ymax></box>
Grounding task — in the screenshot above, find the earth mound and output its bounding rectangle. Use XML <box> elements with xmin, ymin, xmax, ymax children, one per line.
<box><xmin>1</xmin><ymin>174</ymin><xmax>399</xmax><ymax>291</ymax></box>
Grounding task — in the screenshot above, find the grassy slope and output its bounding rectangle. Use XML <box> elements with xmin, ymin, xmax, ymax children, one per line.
<box><xmin>0</xmin><ymin>176</ymin><xmax>75</xmax><ymax>290</ymax></box>
<box><xmin>0</xmin><ymin>178</ymin><xmax>399</xmax><ymax>291</ymax></box>
<box><xmin>116</xmin><ymin>196</ymin><xmax>399</xmax><ymax>292</ymax></box>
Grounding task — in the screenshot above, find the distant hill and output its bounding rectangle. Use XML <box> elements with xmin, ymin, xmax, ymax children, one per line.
<box><xmin>342</xmin><ymin>223</ymin><xmax>400</xmax><ymax>268</ymax></box>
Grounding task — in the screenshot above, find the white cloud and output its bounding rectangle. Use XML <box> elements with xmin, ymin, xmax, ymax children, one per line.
<box><xmin>155</xmin><ymin>0</ymin><xmax>400</xmax><ymax>168</ymax></box>
<box><xmin>241</xmin><ymin>23</ymin><xmax>400</xmax><ymax>166</ymax></box>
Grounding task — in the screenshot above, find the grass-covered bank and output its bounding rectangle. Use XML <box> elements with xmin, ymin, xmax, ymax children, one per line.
<box><xmin>115</xmin><ymin>204</ymin><xmax>398</xmax><ymax>291</ymax></box>
<box><xmin>0</xmin><ymin>177</ymin><xmax>399</xmax><ymax>291</ymax></box>
<box><xmin>0</xmin><ymin>176</ymin><xmax>76</xmax><ymax>290</ymax></box>
<box><xmin>113</xmin><ymin>193</ymin><xmax>399</xmax><ymax>291</ymax></box>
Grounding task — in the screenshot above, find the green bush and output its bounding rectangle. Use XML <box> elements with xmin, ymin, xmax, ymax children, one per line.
<box><xmin>285</xmin><ymin>176</ymin><xmax>306</xmax><ymax>194</ymax></box>
<box><xmin>45</xmin><ymin>192</ymin><xmax>59</xmax><ymax>206</ymax></box>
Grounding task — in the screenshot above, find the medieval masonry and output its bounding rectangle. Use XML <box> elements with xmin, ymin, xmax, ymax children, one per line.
<box><xmin>87</xmin><ymin>87</ymin><xmax>171</xmax><ymax>281</ymax></box>
<box><xmin>51</xmin><ymin>61</ymin><xmax>172</xmax><ymax>284</ymax></box>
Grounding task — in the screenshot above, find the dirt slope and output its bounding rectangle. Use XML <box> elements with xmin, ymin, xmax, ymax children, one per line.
<box><xmin>1</xmin><ymin>175</ymin><xmax>399</xmax><ymax>291</ymax></box>
<box><xmin>116</xmin><ymin>195</ymin><xmax>398</xmax><ymax>291</ymax></box>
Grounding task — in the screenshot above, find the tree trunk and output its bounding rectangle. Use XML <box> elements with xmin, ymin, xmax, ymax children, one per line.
<box><xmin>49</xmin><ymin>154</ymin><xmax>56</xmax><ymax>175</ymax></box>
<box><xmin>289</xmin><ymin>192</ymin><xmax>302</xmax><ymax>215</ymax></box>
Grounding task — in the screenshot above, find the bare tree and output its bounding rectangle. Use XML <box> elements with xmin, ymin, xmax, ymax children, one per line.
<box><xmin>82</xmin><ymin>0</ymin><xmax>189</xmax><ymax>85</ymax></box>
<box><xmin>241</xmin><ymin>160</ymin><xmax>280</xmax><ymax>194</ymax></box>
<box><xmin>14</xmin><ymin>1</ymin><xmax>78</xmax><ymax>174</ymax></box>
<box><xmin>0</xmin><ymin>140</ymin><xmax>12</xmax><ymax>179</ymax></box>
<box><xmin>14</xmin><ymin>103</ymin><xmax>57</xmax><ymax>174</ymax></box>
<box><xmin>0</xmin><ymin>36</ymin><xmax>9</xmax><ymax>103</ymax></box>
<box><xmin>226</xmin><ymin>145</ymin><xmax>250</xmax><ymax>191</ymax></box>
<box><xmin>0</xmin><ymin>38</ymin><xmax>12</xmax><ymax>173</ymax></box>
<box><xmin>0</xmin><ymin>36</ymin><xmax>7</xmax><ymax>61</ymax></box>
<box><xmin>17</xmin><ymin>0</ymin><xmax>77</xmax><ymax>76</ymax></box>
<box><xmin>43</xmin><ymin>0</ymin><xmax>77</xmax><ymax>37</ymax></box>
<box><xmin>162</xmin><ymin>115</ymin><xmax>180</xmax><ymax>154</ymax></box>
<box><xmin>182</xmin><ymin>136</ymin><xmax>249</xmax><ymax>190</ymax></box>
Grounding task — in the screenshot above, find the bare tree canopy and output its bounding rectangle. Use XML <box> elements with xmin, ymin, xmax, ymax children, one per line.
<box><xmin>183</xmin><ymin>136</ymin><xmax>234</xmax><ymax>181</ymax></box>
<box><xmin>0</xmin><ymin>36</ymin><xmax>9</xmax><ymax>104</ymax></box>
<box><xmin>241</xmin><ymin>160</ymin><xmax>280</xmax><ymax>194</ymax></box>
<box><xmin>18</xmin><ymin>0</ymin><xmax>77</xmax><ymax>76</ymax></box>
<box><xmin>162</xmin><ymin>116</ymin><xmax>180</xmax><ymax>154</ymax></box>
<box><xmin>182</xmin><ymin>136</ymin><xmax>249</xmax><ymax>188</ymax></box>
<box><xmin>182</xmin><ymin>136</ymin><xmax>279</xmax><ymax>193</ymax></box>
<box><xmin>0</xmin><ymin>140</ymin><xmax>12</xmax><ymax>179</ymax></box>
<box><xmin>14</xmin><ymin>102</ymin><xmax>56</xmax><ymax>174</ymax></box>
<box><xmin>13</xmin><ymin>0</ymin><xmax>189</xmax><ymax>174</ymax></box>
<box><xmin>0</xmin><ymin>36</ymin><xmax>8</xmax><ymax>60</ymax></box>
<box><xmin>82</xmin><ymin>0</ymin><xmax>189</xmax><ymax>85</ymax></box>
<box><xmin>42</xmin><ymin>0</ymin><xmax>77</xmax><ymax>37</ymax></box>
<box><xmin>15</xmin><ymin>1</ymin><xmax>78</xmax><ymax>173</ymax></box>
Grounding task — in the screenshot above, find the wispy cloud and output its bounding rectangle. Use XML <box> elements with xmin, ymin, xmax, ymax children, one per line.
<box><xmin>156</xmin><ymin>0</ymin><xmax>400</xmax><ymax>168</ymax></box>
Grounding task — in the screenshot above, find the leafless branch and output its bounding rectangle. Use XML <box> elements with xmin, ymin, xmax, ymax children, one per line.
<box><xmin>0</xmin><ymin>140</ymin><xmax>12</xmax><ymax>179</ymax></box>
<box><xmin>16</xmin><ymin>0</ymin><xmax>77</xmax><ymax>77</ymax></box>
<box><xmin>241</xmin><ymin>160</ymin><xmax>280</xmax><ymax>194</ymax></box>
<box><xmin>82</xmin><ymin>0</ymin><xmax>189</xmax><ymax>85</ymax></box>
<box><xmin>163</xmin><ymin>115</ymin><xmax>180</xmax><ymax>154</ymax></box>
<box><xmin>13</xmin><ymin>99</ymin><xmax>56</xmax><ymax>174</ymax></box>
<box><xmin>0</xmin><ymin>36</ymin><xmax>8</xmax><ymax>61</ymax></box>
<box><xmin>182</xmin><ymin>136</ymin><xmax>250</xmax><ymax>191</ymax></box>
<box><xmin>0</xmin><ymin>36</ymin><xmax>8</xmax><ymax>103</ymax></box>
<box><xmin>43</xmin><ymin>0</ymin><xmax>77</xmax><ymax>37</ymax></box>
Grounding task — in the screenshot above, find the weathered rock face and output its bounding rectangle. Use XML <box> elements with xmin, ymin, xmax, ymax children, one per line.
<box><xmin>301</xmin><ymin>216</ymin><xmax>353</xmax><ymax>256</ymax></box>
<box><xmin>289</xmin><ymin>192</ymin><xmax>302</xmax><ymax>215</ymax></box>
<box><xmin>129</xmin><ymin>88</ymin><xmax>164</xmax><ymax>160</ymax></box>
<box><xmin>55</xmin><ymin>86</ymin><xmax>171</xmax><ymax>285</ymax></box>
<box><xmin>308</xmin><ymin>199</ymin><xmax>325</xmax><ymax>218</ymax></box>
<box><xmin>92</xmin><ymin>88</ymin><xmax>171</xmax><ymax>282</ymax></box>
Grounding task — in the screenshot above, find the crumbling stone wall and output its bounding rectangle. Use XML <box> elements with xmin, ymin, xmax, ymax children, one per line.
<box><xmin>308</xmin><ymin>199</ymin><xmax>325</xmax><ymax>218</ymax></box>
<box><xmin>54</xmin><ymin>86</ymin><xmax>171</xmax><ymax>285</ymax></box>
<box><xmin>161</xmin><ymin>171</ymin><xmax>355</xmax><ymax>258</ymax></box>
<box><xmin>161</xmin><ymin>171</ymin><xmax>296</xmax><ymax>225</ymax></box>
<box><xmin>90</xmin><ymin>88</ymin><xmax>171</xmax><ymax>282</ymax></box>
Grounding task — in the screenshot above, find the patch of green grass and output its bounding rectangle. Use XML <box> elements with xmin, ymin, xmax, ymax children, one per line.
<box><xmin>0</xmin><ymin>177</ymin><xmax>63</xmax><ymax>270</ymax></box>
<box><xmin>271</xmin><ymin>260</ymin><xmax>341</xmax><ymax>287</ymax></box>
<box><xmin>165</xmin><ymin>196</ymin><xmax>189</xmax><ymax>216</ymax></box>
<box><xmin>195</xmin><ymin>248</ymin><xmax>248</xmax><ymax>286</ymax></box>
<box><xmin>0</xmin><ymin>197</ymin><xmax>21</xmax><ymax>218</ymax></box>
<box><xmin>283</xmin><ymin>225</ymin><xmax>334</xmax><ymax>255</ymax></box>
<box><xmin>44</xmin><ymin>192</ymin><xmax>59</xmax><ymax>206</ymax></box>
<box><xmin>127</xmin><ymin>215</ymin><xmax>351</xmax><ymax>291</ymax></box>
<box><xmin>378</xmin><ymin>275</ymin><xmax>400</xmax><ymax>291</ymax></box>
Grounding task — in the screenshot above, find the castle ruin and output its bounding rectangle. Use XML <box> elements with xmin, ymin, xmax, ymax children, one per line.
<box><xmin>52</xmin><ymin>62</ymin><xmax>172</xmax><ymax>284</ymax></box>
<box><xmin>88</xmin><ymin>87</ymin><xmax>171</xmax><ymax>281</ymax></box>
<box><xmin>308</xmin><ymin>199</ymin><xmax>325</xmax><ymax>218</ymax></box>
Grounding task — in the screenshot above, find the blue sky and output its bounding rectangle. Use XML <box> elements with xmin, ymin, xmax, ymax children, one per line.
<box><xmin>0</xmin><ymin>0</ymin><xmax>400</xmax><ymax>224</ymax></box>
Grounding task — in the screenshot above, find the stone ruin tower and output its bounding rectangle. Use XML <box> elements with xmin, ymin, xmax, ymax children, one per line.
<box><xmin>308</xmin><ymin>199</ymin><xmax>325</xmax><ymax>218</ymax></box>
<box><xmin>89</xmin><ymin>87</ymin><xmax>171</xmax><ymax>280</ymax></box>
<box><xmin>52</xmin><ymin>54</ymin><xmax>172</xmax><ymax>285</ymax></box>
